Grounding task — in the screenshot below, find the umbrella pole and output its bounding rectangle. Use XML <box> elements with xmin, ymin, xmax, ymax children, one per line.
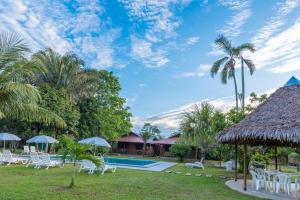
<box><xmin>3</xmin><ymin>140</ymin><xmax>5</xmax><ymax>150</ymax></box>
<box><xmin>243</xmin><ymin>144</ymin><xmax>248</xmax><ymax>191</ymax></box>
<box><xmin>275</xmin><ymin>146</ymin><xmax>278</xmax><ymax>170</ymax></box>
<box><xmin>235</xmin><ymin>143</ymin><xmax>238</xmax><ymax>181</ymax></box>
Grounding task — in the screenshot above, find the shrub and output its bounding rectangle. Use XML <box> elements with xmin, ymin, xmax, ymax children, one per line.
<box><xmin>170</xmin><ymin>144</ymin><xmax>191</xmax><ymax>162</ymax></box>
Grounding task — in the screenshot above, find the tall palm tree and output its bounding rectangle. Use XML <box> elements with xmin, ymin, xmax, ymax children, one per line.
<box><xmin>234</xmin><ymin>43</ymin><xmax>255</xmax><ymax>111</ymax></box>
<box><xmin>211</xmin><ymin>35</ymin><xmax>239</xmax><ymax>111</ymax></box>
<box><xmin>32</xmin><ymin>48</ymin><xmax>99</xmax><ymax>102</ymax></box>
<box><xmin>0</xmin><ymin>32</ymin><xmax>65</xmax><ymax>127</ymax></box>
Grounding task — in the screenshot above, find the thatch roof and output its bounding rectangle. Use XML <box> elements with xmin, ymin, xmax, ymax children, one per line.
<box><xmin>216</xmin><ymin>76</ymin><xmax>300</xmax><ymax>147</ymax></box>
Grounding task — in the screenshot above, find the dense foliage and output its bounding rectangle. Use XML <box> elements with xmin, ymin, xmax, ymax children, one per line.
<box><xmin>170</xmin><ymin>143</ymin><xmax>191</xmax><ymax>162</ymax></box>
<box><xmin>78</xmin><ymin>71</ymin><xmax>132</xmax><ymax>140</ymax></box>
<box><xmin>0</xmin><ymin>33</ymin><xmax>132</xmax><ymax>142</ymax></box>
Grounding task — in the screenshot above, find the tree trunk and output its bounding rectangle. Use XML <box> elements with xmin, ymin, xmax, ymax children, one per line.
<box><xmin>232</xmin><ymin>73</ymin><xmax>239</xmax><ymax>112</ymax></box>
<box><xmin>195</xmin><ymin>147</ymin><xmax>198</xmax><ymax>161</ymax></box>
<box><xmin>69</xmin><ymin>163</ymin><xmax>77</xmax><ymax>188</ymax></box>
<box><xmin>241</xmin><ymin>57</ymin><xmax>245</xmax><ymax>111</ymax></box>
<box><xmin>143</xmin><ymin>141</ymin><xmax>146</xmax><ymax>156</ymax></box>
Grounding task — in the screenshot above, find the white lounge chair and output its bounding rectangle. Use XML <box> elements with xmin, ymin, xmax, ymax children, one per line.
<box><xmin>2</xmin><ymin>150</ymin><xmax>21</xmax><ymax>165</ymax></box>
<box><xmin>99</xmin><ymin>161</ymin><xmax>117</xmax><ymax>175</ymax></box>
<box><xmin>39</xmin><ymin>153</ymin><xmax>61</xmax><ymax>170</ymax></box>
<box><xmin>30</xmin><ymin>146</ymin><xmax>37</xmax><ymax>153</ymax></box>
<box><xmin>78</xmin><ymin>160</ymin><xmax>96</xmax><ymax>174</ymax></box>
<box><xmin>23</xmin><ymin>146</ymin><xmax>30</xmax><ymax>154</ymax></box>
<box><xmin>78</xmin><ymin>159</ymin><xmax>117</xmax><ymax>175</ymax></box>
<box><xmin>26</xmin><ymin>152</ymin><xmax>42</xmax><ymax>168</ymax></box>
<box><xmin>185</xmin><ymin>158</ymin><xmax>205</xmax><ymax>169</ymax></box>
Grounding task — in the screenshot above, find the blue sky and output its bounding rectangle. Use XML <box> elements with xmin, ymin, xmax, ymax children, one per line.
<box><xmin>1</xmin><ymin>0</ymin><xmax>300</xmax><ymax>132</ymax></box>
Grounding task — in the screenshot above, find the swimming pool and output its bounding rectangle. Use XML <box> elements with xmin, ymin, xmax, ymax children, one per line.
<box><xmin>48</xmin><ymin>155</ymin><xmax>158</xmax><ymax>168</ymax></box>
<box><xmin>104</xmin><ymin>157</ymin><xmax>158</xmax><ymax>168</ymax></box>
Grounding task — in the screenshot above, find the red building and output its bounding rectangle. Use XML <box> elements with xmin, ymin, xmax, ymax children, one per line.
<box><xmin>112</xmin><ymin>132</ymin><xmax>181</xmax><ymax>157</ymax></box>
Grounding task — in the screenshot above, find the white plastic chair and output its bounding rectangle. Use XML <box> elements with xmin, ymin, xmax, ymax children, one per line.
<box><xmin>26</xmin><ymin>152</ymin><xmax>42</xmax><ymax>168</ymax></box>
<box><xmin>225</xmin><ymin>160</ymin><xmax>233</xmax><ymax>171</ymax></box>
<box><xmin>274</xmin><ymin>173</ymin><xmax>291</xmax><ymax>195</ymax></box>
<box><xmin>249</xmin><ymin>170</ymin><xmax>264</xmax><ymax>191</ymax></box>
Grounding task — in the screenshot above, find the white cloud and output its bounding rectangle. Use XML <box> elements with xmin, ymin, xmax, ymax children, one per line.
<box><xmin>131</xmin><ymin>36</ymin><xmax>169</xmax><ymax>68</ymax></box>
<box><xmin>173</xmin><ymin>72</ymin><xmax>205</xmax><ymax>79</ymax></box>
<box><xmin>218</xmin><ymin>0</ymin><xmax>251</xmax><ymax>38</ymax></box>
<box><xmin>173</xmin><ymin>63</ymin><xmax>211</xmax><ymax>79</ymax></box>
<box><xmin>252</xmin><ymin>0</ymin><xmax>300</xmax><ymax>48</ymax></box>
<box><xmin>250</xmin><ymin>18</ymin><xmax>300</xmax><ymax>73</ymax></box>
<box><xmin>0</xmin><ymin>0</ymin><xmax>121</xmax><ymax>69</ymax></box>
<box><xmin>120</xmin><ymin>0</ymin><xmax>191</xmax><ymax>39</ymax></box>
<box><xmin>132</xmin><ymin>90</ymin><xmax>275</xmax><ymax>136</ymax></box>
<box><xmin>185</xmin><ymin>36</ymin><xmax>199</xmax><ymax>45</ymax></box>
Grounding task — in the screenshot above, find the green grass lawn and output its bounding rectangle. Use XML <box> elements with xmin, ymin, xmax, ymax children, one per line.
<box><xmin>0</xmin><ymin>163</ymin><xmax>261</xmax><ymax>200</ymax></box>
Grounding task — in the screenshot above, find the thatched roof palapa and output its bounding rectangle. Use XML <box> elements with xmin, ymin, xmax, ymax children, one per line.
<box><xmin>216</xmin><ymin>76</ymin><xmax>300</xmax><ymax>147</ymax></box>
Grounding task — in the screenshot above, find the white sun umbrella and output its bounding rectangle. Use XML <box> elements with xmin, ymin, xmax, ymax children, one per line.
<box><xmin>26</xmin><ymin>135</ymin><xmax>58</xmax><ymax>152</ymax></box>
<box><xmin>78</xmin><ymin>137</ymin><xmax>111</xmax><ymax>148</ymax></box>
<box><xmin>0</xmin><ymin>132</ymin><xmax>21</xmax><ymax>149</ymax></box>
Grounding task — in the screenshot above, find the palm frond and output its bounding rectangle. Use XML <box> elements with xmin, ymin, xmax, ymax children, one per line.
<box><xmin>210</xmin><ymin>57</ymin><xmax>228</xmax><ymax>77</ymax></box>
<box><xmin>235</xmin><ymin>43</ymin><xmax>255</xmax><ymax>54</ymax></box>
<box><xmin>243</xmin><ymin>58</ymin><xmax>255</xmax><ymax>75</ymax></box>
<box><xmin>214</xmin><ymin>35</ymin><xmax>233</xmax><ymax>55</ymax></box>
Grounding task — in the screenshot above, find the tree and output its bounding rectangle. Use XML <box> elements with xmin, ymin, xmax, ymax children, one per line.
<box><xmin>235</xmin><ymin>43</ymin><xmax>255</xmax><ymax>111</ymax></box>
<box><xmin>32</xmin><ymin>48</ymin><xmax>99</xmax><ymax>102</ymax></box>
<box><xmin>139</xmin><ymin>123</ymin><xmax>160</xmax><ymax>156</ymax></box>
<box><xmin>77</xmin><ymin>70</ymin><xmax>132</xmax><ymax>140</ymax></box>
<box><xmin>211</xmin><ymin>35</ymin><xmax>239</xmax><ymax>111</ymax></box>
<box><xmin>170</xmin><ymin>143</ymin><xmax>191</xmax><ymax>162</ymax></box>
<box><xmin>245</xmin><ymin>92</ymin><xmax>268</xmax><ymax>113</ymax></box>
<box><xmin>0</xmin><ymin>32</ymin><xmax>65</xmax><ymax>128</ymax></box>
<box><xmin>38</xmin><ymin>84</ymin><xmax>80</xmax><ymax>136</ymax></box>
<box><xmin>180</xmin><ymin>103</ymin><xmax>226</xmax><ymax>161</ymax></box>
<box><xmin>58</xmin><ymin>135</ymin><xmax>100</xmax><ymax>188</ymax></box>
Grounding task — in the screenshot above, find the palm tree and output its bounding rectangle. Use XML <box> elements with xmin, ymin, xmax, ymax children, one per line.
<box><xmin>211</xmin><ymin>35</ymin><xmax>239</xmax><ymax>111</ymax></box>
<box><xmin>59</xmin><ymin>135</ymin><xmax>100</xmax><ymax>188</ymax></box>
<box><xmin>234</xmin><ymin>43</ymin><xmax>255</xmax><ymax>111</ymax></box>
<box><xmin>0</xmin><ymin>32</ymin><xmax>65</xmax><ymax>127</ymax></box>
<box><xmin>180</xmin><ymin>103</ymin><xmax>225</xmax><ymax>161</ymax></box>
<box><xmin>140</xmin><ymin>123</ymin><xmax>160</xmax><ymax>156</ymax></box>
<box><xmin>32</xmin><ymin>48</ymin><xmax>99</xmax><ymax>102</ymax></box>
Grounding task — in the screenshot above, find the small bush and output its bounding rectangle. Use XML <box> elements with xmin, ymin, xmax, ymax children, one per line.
<box><xmin>170</xmin><ymin>144</ymin><xmax>191</xmax><ymax>162</ymax></box>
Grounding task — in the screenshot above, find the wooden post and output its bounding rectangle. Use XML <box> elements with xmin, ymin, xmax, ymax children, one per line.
<box><xmin>235</xmin><ymin>143</ymin><xmax>238</xmax><ymax>181</ymax></box>
<box><xmin>243</xmin><ymin>144</ymin><xmax>248</xmax><ymax>191</ymax></box>
<box><xmin>275</xmin><ymin>146</ymin><xmax>278</xmax><ymax>170</ymax></box>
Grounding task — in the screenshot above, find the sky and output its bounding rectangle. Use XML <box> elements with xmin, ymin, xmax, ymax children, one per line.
<box><xmin>1</xmin><ymin>0</ymin><xmax>300</xmax><ymax>134</ymax></box>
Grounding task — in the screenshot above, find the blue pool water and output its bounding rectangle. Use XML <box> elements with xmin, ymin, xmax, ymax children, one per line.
<box><xmin>48</xmin><ymin>155</ymin><xmax>157</xmax><ymax>168</ymax></box>
<box><xmin>104</xmin><ymin>157</ymin><xmax>157</xmax><ymax>168</ymax></box>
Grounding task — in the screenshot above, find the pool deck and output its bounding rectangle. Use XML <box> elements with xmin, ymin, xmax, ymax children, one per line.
<box><xmin>226</xmin><ymin>179</ymin><xmax>300</xmax><ymax>200</ymax></box>
<box><xmin>114</xmin><ymin>161</ymin><xmax>177</xmax><ymax>172</ymax></box>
